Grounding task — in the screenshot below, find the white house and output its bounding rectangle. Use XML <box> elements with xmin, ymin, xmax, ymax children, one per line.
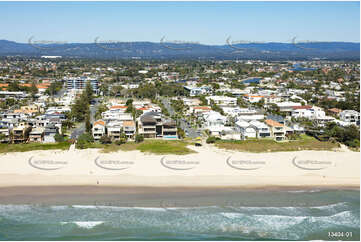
<box><xmin>235</xmin><ymin>120</ymin><xmax>257</xmax><ymax>140</ymax></box>
<box><xmin>249</xmin><ymin>120</ymin><xmax>271</xmax><ymax>138</ymax></box>
<box><xmin>92</xmin><ymin>120</ymin><xmax>106</xmax><ymax>141</ymax></box>
<box><xmin>339</xmin><ymin>110</ymin><xmax>360</xmax><ymax>126</ymax></box>
<box><xmin>206</xmin><ymin>96</ymin><xmax>237</xmax><ymax>107</ymax></box>
<box><xmin>203</xmin><ymin>111</ymin><xmax>227</xmax><ymax>136</ymax></box>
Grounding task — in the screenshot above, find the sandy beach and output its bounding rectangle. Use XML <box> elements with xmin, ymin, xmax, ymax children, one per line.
<box><xmin>0</xmin><ymin>144</ymin><xmax>359</xmax><ymax>189</ymax></box>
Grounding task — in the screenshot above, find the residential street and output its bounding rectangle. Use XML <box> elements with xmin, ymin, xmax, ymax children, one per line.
<box><xmin>160</xmin><ymin>97</ymin><xmax>200</xmax><ymax>138</ymax></box>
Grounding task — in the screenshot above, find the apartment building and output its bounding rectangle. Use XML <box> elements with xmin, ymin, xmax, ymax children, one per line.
<box><xmin>66</xmin><ymin>77</ymin><xmax>99</xmax><ymax>94</ymax></box>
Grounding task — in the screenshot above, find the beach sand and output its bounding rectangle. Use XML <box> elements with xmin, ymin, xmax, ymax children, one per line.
<box><xmin>0</xmin><ymin>144</ymin><xmax>359</xmax><ymax>190</ymax></box>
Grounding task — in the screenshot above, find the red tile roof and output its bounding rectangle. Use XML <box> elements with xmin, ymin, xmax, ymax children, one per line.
<box><xmin>265</xmin><ymin>119</ymin><xmax>284</xmax><ymax>127</ymax></box>
<box><xmin>292</xmin><ymin>105</ymin><xmax>312</xmax><ymax>110</ymax></box>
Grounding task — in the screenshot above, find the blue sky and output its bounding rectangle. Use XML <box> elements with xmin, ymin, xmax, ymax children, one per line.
<box><xmin>0</xmin><ymin>1</ymin><xmax>359</xmax><ymax>44</ymax></box>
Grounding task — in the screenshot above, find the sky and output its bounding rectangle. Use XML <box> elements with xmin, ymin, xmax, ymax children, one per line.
<box><xmin>0</xmin><ymin>1</ymin><xmax>359</xmax><ymax>44</ymax></box>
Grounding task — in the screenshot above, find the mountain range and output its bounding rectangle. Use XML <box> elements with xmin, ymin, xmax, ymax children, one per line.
<box><xmin>0</xmin><ymin>40</ymin><xmax>359</xmax><ymax>60</ymax></box>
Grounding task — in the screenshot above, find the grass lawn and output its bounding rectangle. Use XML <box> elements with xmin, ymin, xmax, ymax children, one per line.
<box><xmin>0</xmin><ymin>142</ymin><xmax>71</xmax><ymax>153</ymax></box>
<box><xmin>76</xmin><ymin>139</ymin><xmax>196</xmax><ymax>155</ymax></box>
<box><xmin>136</xmin><ymin>140</ymin><xmax>195</xmax><ymax>155</ymax></box>
<box><xmin>214</xmin><ymin>134</ymin><xmax>339</xmax><ymax>153</ymax></box>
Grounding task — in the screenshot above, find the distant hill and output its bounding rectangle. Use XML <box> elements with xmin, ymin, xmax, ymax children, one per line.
<box><xmin>0</xmin><ymin>40</ymin><xmax>359</xmax><ymax>60</ymax></box>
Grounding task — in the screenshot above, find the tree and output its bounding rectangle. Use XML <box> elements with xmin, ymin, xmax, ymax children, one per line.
<box><xmin>126</xmin><ymin>99</ymin><xmax>133</xmax><ymax>106</ymax></box>
<box><xmin>76</xmin><ymin>133</ymin><xmax>94</xmax><ymax>149</ymax></box>
<box><xmin>177</xmin><ymin>128</ymin><xmax>185</xmax><ymax>139</ymax></box>
<box><xmin>95</xmin><ymin>104</ymin><xmax>108</xmax><ymax>120</ymax></box>
<box><xmin>206</xmin><ymin>136</ymin><xmax>217</xmax><ymax>144</ymax></box>
<box><xmin>30</xmin><ymin>82</ymin><xmax>38</xmax><ymax>96</ymax></box>
<box><xmin>85</xmin><ymin>81</ymin><xmax>94</xmax><ymax>103</ymax></box>
<box><xmin>85</xmin><ymin>113</ymin><xmax>91</xmax><ymax>133</ymax></box>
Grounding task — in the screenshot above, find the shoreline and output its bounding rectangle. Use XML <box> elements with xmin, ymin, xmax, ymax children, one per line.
<box><xmin>0</xmin><ymin>185</ymin><xmax>359</xmax><ymax>206</ymax></box>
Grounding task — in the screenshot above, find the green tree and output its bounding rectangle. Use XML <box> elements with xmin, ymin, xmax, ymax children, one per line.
<box><xmin>85</xmin><ymin>113</ymin><xmax>91</xmax><ymax>133</ymax></box>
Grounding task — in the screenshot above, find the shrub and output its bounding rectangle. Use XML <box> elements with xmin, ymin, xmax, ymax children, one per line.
<box><xmin>206</xmin><ymin>136</ymin><xmax>217</xmax><ymax>144</ymax></box>
<box><xmin>54</xmin><ymin>133</ymin><xmax>65</xmax><ymax>142</ymax></box>
<box><xmin>99</xmin><ymin>135</ymin><xmax>112</xmax><ymax>144</ymax></box>
<box><xmin>76</xmin><ymin>132</ymin><xmax>94</xmax><ymax>149</ymax></box>
<box><xmin>115</xmin><ymin>138</ymin><xmax>127</xmax><ymax>145</ymax></box>
<box><xmin>135</xmin><ymin>134</ymin><xmax>144</xmax><ymax>143</ymax></box>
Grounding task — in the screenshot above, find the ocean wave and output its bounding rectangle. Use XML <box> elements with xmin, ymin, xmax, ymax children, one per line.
<box><xmin>225</xmin><ymin>202</ymin><xmax>350</xmax><ymax>216</ymax></box>
<box><xmin>286</xmin><ymin>189</ymin><xmax>322</xmax><ymax>193</ymax></box>
<box><xmin>60</xmin><ymin>221</ymin><xmax>104</xmax><ymax>229</ymax></box>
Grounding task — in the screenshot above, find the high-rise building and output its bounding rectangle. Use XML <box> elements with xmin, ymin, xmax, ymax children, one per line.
<box><xmin>66</xmin><ymin>78</ymin><xmax>99</xmax><ymax>94</ymax></box>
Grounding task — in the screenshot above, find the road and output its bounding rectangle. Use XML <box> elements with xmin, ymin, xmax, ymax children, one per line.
<box><xmin>160</xmin><ymin>97</ymin><xmax>200</xmax><ymax>139</ymax></box>
<box><xmin>70</xmin><ymin>98</ymin><xmax>100</xmax><ymax>139</ymax></box>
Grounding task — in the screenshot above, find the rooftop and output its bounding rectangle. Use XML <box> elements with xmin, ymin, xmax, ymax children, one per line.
<box><xmin>265</xmin><ymin>119</ymin><xmax>284</xmax><ymax>127</ymax></box>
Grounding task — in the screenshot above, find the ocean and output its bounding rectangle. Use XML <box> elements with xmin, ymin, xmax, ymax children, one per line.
<box><xmin>0</xmin><ymin>189</ymin><xmax>359</xmax><ymax>241</ymax></box>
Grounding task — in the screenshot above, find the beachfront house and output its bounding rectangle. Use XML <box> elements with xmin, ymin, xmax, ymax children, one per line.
<box><xmin>43</xmin><ymin>124</ymin><xmax>58</xmax><ymax>143</ymax></box>
<box><xmin>137</xmin><ymin>112</ymin><xmax>177</xmax><ymax>139</ymax></box>
<box><xmin>162</xmin><ymin>120</ymin><xmax>177</xmax><ymax>139</ymax></box>
<box><xmin>11</xmin><ymin>124</ymin><xmax>30</xmax><ymax>143</ymax></box>
<box><xmin>138</xmin><ymin>114</ymin><xmax>157</xmax><ymax>139</ymax></box>
<box><xmin>249</xmin><ymin>120</ymin><xmax>271</xmax><ymax>138</ymax></box>
<box><xmin>0</xmin><ymin>125</ymin><xmax>10</xmax><ymax>143</ymax></box>
<box><xmin>107</xmin><ymin>122</ymin><xmax>122</xmax><ymax>141</ymax></box>
<box><xmin>202</xmin><ymin>111</ymin><xmax>227</xmax><ymax>136</ymax></box>
<box><xmin>29</xmin><ymin>127</ymin><xmax>44</xmax><ymax>142</ymax></box>
<box><xmin>123</xmin><ymin>120</ymin><xmax>136</xmax><ymax>139</ymax></box>
<box><xmin>235</xmin><ymin>120</ymin><xmax>257</xmax><ymax>140</ymax></box>
<box><xmin>265</xmin><ymin>119</ymin><xmax>286</xmax><ymax>141</ymax></box>
<box><xmin>92</xmin><ymin>120</ymin><xmax>106</xmax><ymax>141</ymax></box>
<box><xmin>138</xmin><ymin>112</ymin><xmax>161</xmax><ymax>139</ymax></box>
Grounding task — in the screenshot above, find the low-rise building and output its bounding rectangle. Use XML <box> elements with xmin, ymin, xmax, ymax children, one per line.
<box><xmin>162</xmin><ymin>120</ymin><xmax>177</xmax><ymax>139</ymax></box>
<box><xmin>29</xmin><ymin>127</ymin><xmax>44</xmax><ymax>142</ymax></box>
<box><xmin>107</xmin><ymin>122</ymin><xmax>122</xmax><ymax>141</ymax></box>
<box><xmin>123</xmin><ymin>120</ymin><xmax>136</xmax><ymax>139</ymax></box>
<box><xmin>235</xmin><ymin>120</ymin><xmax>257</xmax><ymax>140</ymax></box>
<box><xmin>265</xmin><ymin>119</ymin><xmax>285</xmax><ymax>141</ymax></box>
<box><xmin>138</xmin><ymin>112</ymin><xmax>177</xmax><ymax>139</ymax></box>
<box><xmin>92</xmin><ymin>120</ymin><xmax>106</xmax><ymax>141</ymax></box>
<box><xmin>339</xmin><ymin>110</ymin><xmax>360</xmax><ymax>126</ymax></box>
<box><xmin>0</xmin><ymin>125</ymin><xmax>10</xmax><ymax>143</ymax></box>
<box><xmin>249</xmin><ymin>120</ymin><xmax>271</xmax><ymax>138</ymax></box>
<box><xmin>44</xmin><ymin>124</ymin><xmax>58</xmax><ymax>143</ymax></box>
<box><xmin>206</xmin><ymin>96</ymin><xmax>237</xmax><ymax>107</ymax></box>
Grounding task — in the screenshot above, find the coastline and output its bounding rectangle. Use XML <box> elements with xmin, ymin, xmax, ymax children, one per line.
<box><xmin>0</xmin><ymin>145</ymin><xmax>359</xmax><ymax>190</ymax></box>
<box><xmin>0</xmin><ymin>185</ymin><xmax>359</xmax><ymax>206</ymax></box>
